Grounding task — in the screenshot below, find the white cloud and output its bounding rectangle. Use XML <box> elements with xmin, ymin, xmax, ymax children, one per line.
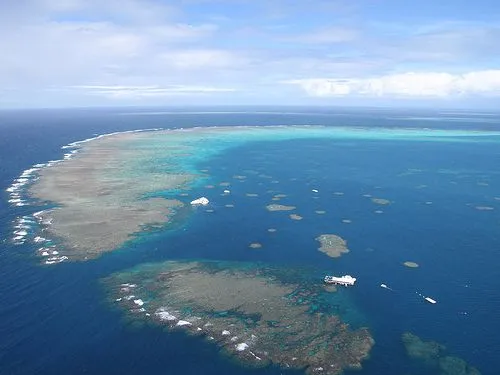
<box><xmin>285</xmin><ymin>70</ymin><xmax>500</xmax><ymax>98</ymax></box>
<box><xmin>0</xmin><ymin>6</ymin><xmax>220</xmax><ymax>89</ymax></box>
<box><xmin>72</xmin><ymin>84</ymin><xmax>236</xmax><ymax>98</ymax></box>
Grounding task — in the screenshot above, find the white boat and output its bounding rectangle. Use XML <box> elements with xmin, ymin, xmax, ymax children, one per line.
<box><xmin>324</xmin><ymin>275</ymin><xmax>356</xmax><ymax>286</ymax></box>
<box><xmin>424</xmin><ymin>297</ymin><xmax>437</xmax><ymax>304</ymax></box>
<box><xmin>190</xmin><ymin>197</ymin><xmax>209</xmax><ymax>206</ymax></box>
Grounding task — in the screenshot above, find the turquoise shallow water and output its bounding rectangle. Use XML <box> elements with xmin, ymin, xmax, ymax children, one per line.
<box><xmin>1</xmin><ymin>107</ymin><xmax>499</xmax><ymax>375</ymax></box>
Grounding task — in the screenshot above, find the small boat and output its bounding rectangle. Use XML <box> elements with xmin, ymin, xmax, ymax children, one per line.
<box><xmin>190</xmin><ymin>197</ymin><xmax>209</xmax><ymax>206</ymax></box>
<box><xmin>424</xmin><ymin>297</ymin><xmax>437</xmax><ymax>304</ymax></box>
<box><xmin>324</xmin><ymin>275</ymin><xmax>356</xmax><ymax>286</ymax></box>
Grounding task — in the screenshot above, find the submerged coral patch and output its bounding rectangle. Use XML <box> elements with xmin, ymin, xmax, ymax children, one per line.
<box><xmin>371</xmin><ymin>198</ymin><xmax>391</xmax><ymax>205</ymax></box>
<box><xmin>474</xmin><ymin>206</ymin><xmax>494</xmax><ymax>211</ymax></box>
<box><xmin>266</xmin><ymin>204</ymin><xmax>296</xmax><ymax>211</ymax></box>
<box><xmin>403</xmin><ymin>261</ymin><xmax>419</xmax><ymax>268</ymax></box>
<box><xmin>316</xmin><ymin>234</ymin><xmax>350</xmax><ymax>258</ymax></box>
<box><xmin>402</xmin><ymin>332</ymin><xmax>481</xmax><ymax>375</ymax></box>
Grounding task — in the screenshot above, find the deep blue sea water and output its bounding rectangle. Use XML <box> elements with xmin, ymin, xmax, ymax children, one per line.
<box><xmin>1</xmin><ymin>107</ymin><xmax>499</xmax><ymax>375</ymax></box>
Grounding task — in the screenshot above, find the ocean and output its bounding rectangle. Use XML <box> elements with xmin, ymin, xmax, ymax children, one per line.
<box><xmin>1</xmin><ymin>107</ymin><xmax>499</xmax><ymax>375</ymax></box>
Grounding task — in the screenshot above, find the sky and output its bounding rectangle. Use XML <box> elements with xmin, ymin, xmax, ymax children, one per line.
<box><xmin>1</xmin><ymin>0</ymin><xmax>500</xmax><ymax>108</ymax></box>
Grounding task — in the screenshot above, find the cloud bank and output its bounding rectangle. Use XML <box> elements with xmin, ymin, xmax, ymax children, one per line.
<box><xmin>1</xmin><ymin>0</ymin><xmax>500</xmax><ymax>107</ymax></box>
<box><xmin>286</xmin><ymin>71</ymin><xmax>500</xmax><ymax>98</ymax></box>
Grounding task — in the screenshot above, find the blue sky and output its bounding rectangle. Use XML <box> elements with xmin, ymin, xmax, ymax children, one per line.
<box><xmin>1</xmin><ymin>0</ymin><xmax>500</xmax><ymax>108</ymax></box>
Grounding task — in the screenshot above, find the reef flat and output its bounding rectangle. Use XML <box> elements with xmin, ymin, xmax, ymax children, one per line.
<box><xmin>105</xmin><ymin>261</ymin><xmax>374</xmax><ymax>375</ymax></box>
<box><xmin>29</xmin><ymin>132</ymin><xmax>188</xmax><ymax>260</ymax></box>
<box><xmin>25</xmin><ymin>126</ymin><xmax>499</xmax><ymax>262</ymax></box>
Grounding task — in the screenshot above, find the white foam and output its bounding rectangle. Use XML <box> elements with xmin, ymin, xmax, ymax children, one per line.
<box><xmin>222</xmin><ymin>330</ymin><xmax>230</xmax><ymax>336</ymax></box>
<box><xmin>236</xmin><ymin>343</ymin><xmax>249</xmax><ymax>351</ymax></box>
<box><xmin>155</xmin><ymin>308</ymin><xmax>177</xmax><ymax>321</ymax></box>
<box><xmin>20</xmin><ymin>168</ymin><xmax>39</xmax><ymax>177</ymax></box>
<box><xmin>133</xmin><ymin>299</ymin><xmax>144</xmax><ymax>306</ymax></box>
<box><xmin>62</xmin><ymin>128</ymin><xmax>162</xmax><ymax>150</ymax></box>
<box><xmin>45</xmin><ymin>256</ymin><xmax>68</xmax><ymax>264</ymax></box>
<box><xmin>176</xmin><ymin>320</ymin><xmax>192</xmax><ymax>327</ymax></box>
<box><xmin>41</xmin><ymin>251</ymin><xmax>49</xmax><ymax>256</ymax></box>
<box><xmin>125</xmin><ymin>295</ymin><xmax>135</xmax><ymax>300</ymax></box>
<box><xmin>14</xmin><ymin>230</ymin><xmax>27</xmax><ymax>236</ymax></box>
<box><xmin>120</xmin><ymin>283</ymin><xmax>137</xmax><ymax>288</ymax></box>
